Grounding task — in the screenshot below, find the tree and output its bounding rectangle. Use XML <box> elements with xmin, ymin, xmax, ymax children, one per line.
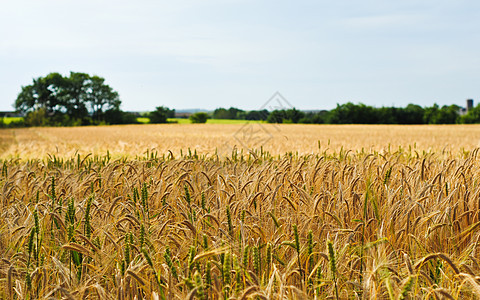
<box><xmin>14</xmin><ymin>72</ymin><xmax>123</xmax><ymax>125</ymax></box>
<box><xmin>328</xmin><ymin>103</ymin><xmax>379</xmax><ymax>124</ymax></box>
<box><xmin>422</xmin><ymin>104</ymin><xmax>458</xmax><ymax>124</ymax></box>
<box><xmin>212</xmin><ymin>107</ymin><xmax>244</xmax><ymax>119</ymax></box>
<box><xmin>213</xmin><ymin>108</ymin><xmax>229</xmax><ymax>119</ymax></box>
<box><xmin>267</xmin><ymin>108</ymin><xmax>305</xmax><ymax>123</ymax></box>
<box><xmin>102</xmin><ymin>109</ymin><xmax>138</xmax><ymax>125</ymax></box>
<box><xmin>84</xmin><ymin>75</ymin><xmax>121</xmax><ymax>121</ymax></box>
<box><xmin>227</xmin><ymin>107</ymin><xmax>243</xmax><ymax>119</ymax></box>
<box><xmin>63</xmin><ymin>72</ymin><xmax>89</xmax><ymax>120</ymax></box>
<box><xmin>24</xmin><ymin>107</ymin><xmax>49</xmax><ymax>127</ymax></box>
<box><xmin>285</xmin><ymin>108</ymin><xmax>305</xmax><ymax>123</ymax></box>
<box><xmin>267</xmin><ymin>110</ymin><xmax>286</xmax><ymax>123</ymax></box>
<box><xmin>423</xmin><ymin>104</ymin><xmax>440</xmax><ymax>124</ymax></box>
<box><xmin>190</xmin><ymin>112</ymin><xmax>208</xmax><ymax>123</ymax></box>
<box><xmin>149</xmin><ymin>106</ymin><xmax>175</xmax><ymax>123</ymax></box>
<box><xmin>436</xmin><ymin>105</ymin><xmax>460</xmax><ymax>124</ymax></box>
<box><xmin>460</xmin><ymin>104</ymin><xmax>480</xmax><ymax>123</ymax></box>
<box><xmin>245</xmin><ymin>109</ymin><xmax>269</xmax><ymax>120</ymax></box>
<box><xmin>15</xmin><ymin>73</ymin><xmax>66</xmax><ymax>117</ymax></box>
<box><xmin>400</xmin><ymin>104</ymin><xmax>425</xmax><ymax>124</ymax></box>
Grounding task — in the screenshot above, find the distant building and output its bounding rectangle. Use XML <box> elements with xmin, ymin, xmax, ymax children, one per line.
<box><xmin>467</xmin><ymin>99</ymin><xmax>474</xmax><ymax>111</ymax></box>
<box><xmin>459</xmin><ymin>99</ymin><xmax>474</xmax><ymax>116</ymax></box>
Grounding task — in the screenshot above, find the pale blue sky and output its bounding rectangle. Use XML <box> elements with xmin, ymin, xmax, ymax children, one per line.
<box><xmin>1</xmin><ymin>0</ymin><xmax>479</xmax><ymax>111</ymax></box>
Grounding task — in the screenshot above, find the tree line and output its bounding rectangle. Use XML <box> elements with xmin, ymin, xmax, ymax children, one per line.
<box><xmin>4</xmin><ymin>72</ymin><xmax>480</xmax><ymax>127</ymax></box>
<box><xmin>4</xmin><ymin>72</ymin><xmax>209</xmax><ymax>127</ymax></box>
<box><xmin>213</xmin><ymin>103</ymin><xmax>479</xmax><ymax>124</ymax></box>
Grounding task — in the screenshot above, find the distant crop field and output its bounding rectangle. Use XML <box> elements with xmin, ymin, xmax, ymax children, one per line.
<box><xmin>166</xmin><ymin>118</ymin><xmax>262</xmax><ymax>124</ymax></box>
<box><xmin>1</xmin><ymin>124</ymin><xmax>480</xmax><ymax>159</ymax></box>
<box><xmin>136</xmin><ymin>117</ymin><xmax>150</xmax><ymax>124</ymax></box>
<box><xmin>168</xmin><ymin>118</ymin><xmax>190</xmax><ymax>124</ymax></box>
<box><xmin>206</xmin><ymin>119</ymin><xmax>263</xmax><ymax>124</ymax></box>
<box><xmin>2</xmin><ymin>124</ymin><xmax>480</xmax><ymax>298</ymax></box>
<box><xmin>2</xmin><ymin>116</ymin><xmax>23</xmax><ymax>124</ymax></box>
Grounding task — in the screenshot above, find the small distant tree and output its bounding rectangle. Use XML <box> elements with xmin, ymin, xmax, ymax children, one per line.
<box><xmin>149</xmin><ymin>106</ymin><xmax>175</xmax><ymax>123</ymax></box>
<box><xmin>190</xmin><ymin>112</ymin><xmax>208</xmax><ymax>123</ymax></box>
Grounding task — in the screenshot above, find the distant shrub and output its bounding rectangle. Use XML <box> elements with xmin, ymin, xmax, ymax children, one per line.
<box><xmin>24</xmin><ymin>108</ymin><xmax>49</xmax><ymax>127</ymax></box>
<box><xmin>190</xmin><ymin>112</ymin><xmax>208</xmax><ymax>124</ymax></box>
<box><xmin>149</xmin><ymin>106</ymin><xmax>175</xmax><ymax>124</ymax></box>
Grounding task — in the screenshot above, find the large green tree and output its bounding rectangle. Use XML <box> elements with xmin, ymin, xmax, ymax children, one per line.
<box><xmin>15</xmin><ymin>72</ymin><xmax>122</xmax><ymax>125</ymax></box>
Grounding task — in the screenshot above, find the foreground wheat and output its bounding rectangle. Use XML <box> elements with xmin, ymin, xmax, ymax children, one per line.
<box><xmin>1</xmin><ymin>148</ymin><xmax>480</xmax><ymax>299</ymax></box>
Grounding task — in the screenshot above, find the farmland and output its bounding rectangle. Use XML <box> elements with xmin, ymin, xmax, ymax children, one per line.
<box><xmin>2</xmin><ymin>124</ymin><xmax>480</xmax><ymax>160</ymax></box>
<box><xmin>2</xmin><ymin>117</ymin><xmax>23</xmax><ymax>125</ymax></box>
<box><xmin>2</xmin><ymin>124</ymin><xmax>480</xmax><ymax>299</ymax></box>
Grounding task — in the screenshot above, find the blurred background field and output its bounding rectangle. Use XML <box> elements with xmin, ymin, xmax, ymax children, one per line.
<box><xmin>1</xmin><ymin>124</ymin><xmax>480</xmax><ymax>159</ymax></box>
<box><xmin>2</xmin><ymin>117</ymin><xmax>23</xmax><ymax>124</ymax></box>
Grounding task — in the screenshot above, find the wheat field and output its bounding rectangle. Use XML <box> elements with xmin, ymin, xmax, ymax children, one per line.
<box><xmin>2</xmin><ymin>124</ymin><xmax>480</xmax><ymax>299</ymax></box>
<box><xmin>2</xmin><ymin>124</ymin><xmax>480</xmax><ymax>159</ymax></box>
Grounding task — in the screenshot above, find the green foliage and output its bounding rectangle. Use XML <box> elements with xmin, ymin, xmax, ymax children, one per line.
<box><xmin>24</xmin><ymin>108</ymin><xmax>49</xmax><ymax>127</ymax></box>
<box><xmin>328</xmin><ymin>241</ymin><xmax>339</xmax><ymax>300</ymax></box>
<box><xmin>307</xmin><ymin>230</ymin><xmax>314</xmax><ymax>272</ymax></box>
<box><xmin>267</xmin><ymin>108</ymin><xmax>305</xmax><ymax>123</ymax></box>
<box><xmin>190</xmin><ymin>112</ymin><xmax>209</xmax><ymax>123</ymax></box>
<box><xmin>253</xmin><ymin>246</ymin><xmax>260</xmax><ymax>275</ymax></box>
<box><xmin>184</xmin><ymin>185</ymin><xmax>191</xmax><ymax>205</ymax></box>
<box><xmin>194</xmin><ymin>271</ymin><xmax>206</xmax><ymax>300</ymax></box>
<box><xmin>423</xmin><ymin>104</ymin><xmax>460</xmax><ymax>124</ymax></box>
<box><xmin>211</xmin><ymin>108</ymin><xmax>269</xmax><ymax>121</ymax></box>
<box><xmin>14</xmin><ymin>72</ymin><xmax>129</xmax><ymax>126</ymax></box>
<box><xmin>164</xmin><ymin>247</ymin><xmax>178</xmax><ymax>280</ymax></box>
<box><xmin>102</xmin><ymin>109</ymin><xmax>139</xmax><ymax>125</ymax></box>
<box><xmin>244</xmin><ymin>109</ymin><xmax>269</xmax><ymax>120</ymax></box>
<box><xmin>207</xmin><ymin>103</ymin><xmax>458</xmax><ymax>125</ymax></box>
<box><xmin>84</xmin><ymin>196</ymin><xmax>93</xmax><ymax>239</ymax></box>
<box><xmin>223</xmin><ymin>251</ymin><xmax>231</xmax><ymax>285</ymax></box>
<box><xmin>402</xmin><ymin>104</ymin><xmax>425</xmax><ymax>124</ymax></box>
<box><xmin>399</xmin><ymin>276</ymin><xmax>414</xmax><ymax>300</ymax></box>
<box><xmin>124</xmin><ymin>233</ymin><xmax>131</xmax><ymax>267</ymax></box>
<box><xmin>148</xmin><ymin>106</ymin><xmax>175</xmax><ymax>123</ymax></box>
<box><xmin>213</xmin><ymin>107</ymin><xmax>243</xmax><ymax>119</ymax></box>
<box><xmin>226</xmin><ymin>206</ymin><xmax>233</xmax><ymax>235</ymax></box>
<box><xmin>327</xmin><ymin>103</ymin><xmax>377</xmax><ymax>124</ymax></box>
<box><xmin>320</xmin><ymin>102</ymin><xmax>458</xmax><ymax>124</ymax></box>
<box><xmin>460</xmin><ymin>103</ymin><xmax>480</xmax><ymax>123</ymax></box>
<box><xmin>1</xmin><ymin>161</ymin><xmax>7</xmax><ymax>178</ymax></box>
